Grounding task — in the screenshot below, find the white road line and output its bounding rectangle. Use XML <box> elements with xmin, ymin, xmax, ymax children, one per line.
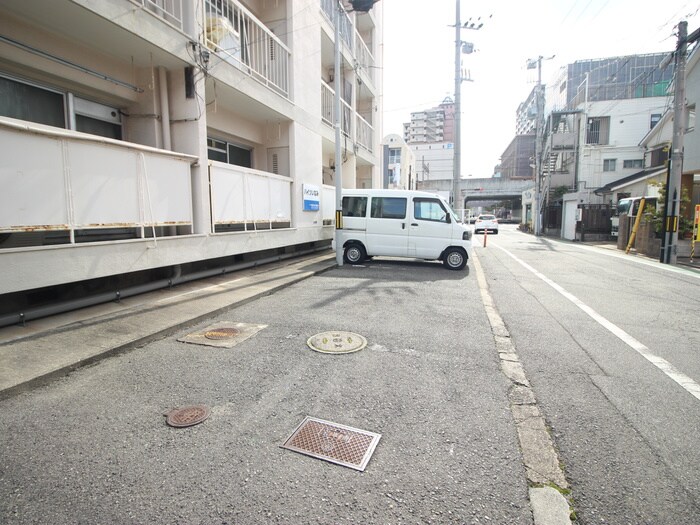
<box><xmin>492</xmin><ymin>243</ymin><xmax>700</xmax><ymax>402</ymax></box>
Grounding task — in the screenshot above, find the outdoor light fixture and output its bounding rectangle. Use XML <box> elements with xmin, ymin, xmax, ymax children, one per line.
<box><xmin>349</xmin><ymin>0</ymin><xmax>379</xmax><ymax>12</ymax></box>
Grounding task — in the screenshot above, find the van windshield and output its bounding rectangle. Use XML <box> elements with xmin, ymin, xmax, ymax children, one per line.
<box><xmin>617</xmin><ymin>199</ymin><xmax>633</xmax><ymax>215</ymax></box>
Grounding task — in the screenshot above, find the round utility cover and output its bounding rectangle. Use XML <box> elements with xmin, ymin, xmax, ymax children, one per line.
<box><xmin>165</xmin><ymin>405</ymin><xmax>211</xmax><ymax>428</ymax></box>
<box><xmin>307</xmin><ymin>331</ymin><xmax>367</xmax><ymax>354</ymax></box>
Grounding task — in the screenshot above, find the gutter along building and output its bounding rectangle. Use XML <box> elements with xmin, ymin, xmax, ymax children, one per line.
<box><xmin>0</xmin><ymin>0</ymin><xmax>382</xmax><ymax>310</ymax></box>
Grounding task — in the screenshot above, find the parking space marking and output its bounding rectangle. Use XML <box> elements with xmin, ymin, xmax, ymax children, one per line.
<box><xmin>493</xmin><ymin>244</ymin><xmax>700</xmax><ymax>402</ymax></box>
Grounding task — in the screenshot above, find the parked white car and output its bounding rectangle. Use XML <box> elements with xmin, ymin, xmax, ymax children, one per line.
<box><xmin>473</xmin><ymin>214</ymin><xmax>499</xmax><ymax>234</ymax></box>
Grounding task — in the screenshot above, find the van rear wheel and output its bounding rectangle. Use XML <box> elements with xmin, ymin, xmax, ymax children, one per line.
<box><xmin>344</xmin><ymin>244</ymin><xmax>366</xmax><ymax>265</ymax></box>
<box><xmin>443</xmin><ymin>247</ymin><xmax>467</xmax><ymax>270</ymax></box>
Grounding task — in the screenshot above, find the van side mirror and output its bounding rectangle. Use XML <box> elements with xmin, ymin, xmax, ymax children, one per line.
<box><xmin>446</xmin><ymin>214</ymin><xmax>451</xmax><ymax>223</ymax></box>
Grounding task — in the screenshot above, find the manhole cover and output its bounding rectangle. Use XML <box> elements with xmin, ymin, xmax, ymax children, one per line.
<box><xmin>307</xmin><ymin>331</ymin><xmax>367</xmax><ymax>354</ymax></box>
<box><xmin>165</xmin><ymin>405</ymin><xmax>211</xmax><ymax>428</ymax></box>
<box><xmin>178</xmin><ymin>322</ymin><xmax>267</xmax><ymax>348</ymax></box>
<box><xmin>204</xmin><ymin>327</ymin><xmax>240</xmax><ymax>340</ymax></box>
<box><xmin>281</xmin><ymin>417</ymin><xmax>381</xmax><ymax>471</ymax></box>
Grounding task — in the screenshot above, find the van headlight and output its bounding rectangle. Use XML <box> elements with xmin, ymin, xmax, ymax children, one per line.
<box><xmin>462</xmin><ymin>231</ymin><xmax>471</xmax><ymax>241</ymax></box>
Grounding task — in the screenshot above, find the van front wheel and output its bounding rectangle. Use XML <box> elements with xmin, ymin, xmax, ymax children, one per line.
<box><xmin>344</xmin><ymin>244</ymin><xmax>367</xmax><ymax>265</ymax></box>
<box><xmin>443</xmin><ymin>248</ymin><xmax>467</xmax><ymax>270</ymax></box>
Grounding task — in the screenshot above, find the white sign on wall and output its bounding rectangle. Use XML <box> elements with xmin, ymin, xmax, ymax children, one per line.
<box><xmin>303</xmin><ymin>184</ymin><xmax>320</xmax><ymax>211</ymax></box>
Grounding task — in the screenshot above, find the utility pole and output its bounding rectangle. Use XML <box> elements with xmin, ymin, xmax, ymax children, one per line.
<box><xmin>333</xmin><ymin>0</ymin><xmax>379</xmax><ymax>266</ymax></box>
<box><xmin>333</xmin><ymin>0</ymin><xmax>343</xmax><ymax>266</ymax></box>
<box><xmin>453</xmin><ymin>2</ymin><xmax>480</xmax><ymax>213</ymax></box>
<box><xmin>453</xmin><ymin>0</ymin><xmax>461</xmax><ymax>212</ymax></box>
<box><xmin>534</xmin><ymin>59</ymin><xmax>544</xmax><ymax>236</ymax></box>
<box><xmin>662</xmin><ymin>21</ymin><xmax>688</xmax><ymax>264</ymax></box>
<box><xmin>529</xmin><ymin>55</ymin><xmax>553</xmax><ymax>236</ymax></box>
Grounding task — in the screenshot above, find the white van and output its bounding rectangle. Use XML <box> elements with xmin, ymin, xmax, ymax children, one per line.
<box><xmin>335</xmin><ymin>189</ymin><xmax>472</xmax><ymax>270</ymax></box>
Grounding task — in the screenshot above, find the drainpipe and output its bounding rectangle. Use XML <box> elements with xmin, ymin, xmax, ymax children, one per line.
<box><xmin>158</xmin><ymin>67</ymin><xmax>171</xmax><ymax>150</ymax></box>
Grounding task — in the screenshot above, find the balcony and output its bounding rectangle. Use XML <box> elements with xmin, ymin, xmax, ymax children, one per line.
<box><xmin>0</xmin><ymin>117</ymin><xmax>196</xmax><ymax>249</ymax></box>
<box><xmin>356</xmin><ymin>114</ymin><xmax>373</xmax><ymax>153</ymax></box>
<box><xmin>321</xmin><ymin>81</ymin><xmax>351</xmax><ymax>137</ymax></box>
<box><xmin>204</xmin><ymin>0</ymin><xmax>291</xmax><ymax>98</ymax></box>
<box><xmin>209</xmin><ymin>162</ymin><xmax>291</xmax><ymax>232</ymax></box>
<box><xmin>355</xmin><ymin>32</ymin><xmax>375</xmax><ymax>87</ymax></box>
<box><xmin>320</xmin><ymin>0</ymin><xmax>353</xmax><ymax>51</ymax></box>
<box><xmin>132</xmin><ymin>0</ymin><xmax>184</xmax><ymax>31</ymax></box>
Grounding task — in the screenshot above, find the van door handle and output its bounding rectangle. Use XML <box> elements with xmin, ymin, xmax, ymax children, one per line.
<box><xmin>402</xmin><ymin>223</ymin><xmax>405</xmax><ymax>229</ymax></box>
<box><xmin>411</xmin><ymin>223</ymin><xmax>418</xmax><ymax>226</ymax></box>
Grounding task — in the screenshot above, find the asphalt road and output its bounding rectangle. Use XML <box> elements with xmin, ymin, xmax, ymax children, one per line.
<box><xmin>0</xmin><ymin>253</ymin><xmax>533</xmax><ymax>524</ymax></box>
<box><xmin>474</xmin><ymin>225</ymin><xmax>700</xmax><ymax>524</ymax></box>
<box><xmin>2</xmin><ymin>225</ymin><xmax>699</xmax><ymax>524</ymax></box>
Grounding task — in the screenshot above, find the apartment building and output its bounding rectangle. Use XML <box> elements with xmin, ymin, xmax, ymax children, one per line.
<box><xmin>534</xmin><ymin>53</ymin><xmax>673</xmax><ymax>238</ymax></box>
<box><xmin>403</xmin><ymin>97</ymin><xmax>455</xmax><ymax>145</ymax></box>
<box><xmin>381</xmin><ymin>134</ymin><xmax>415</xmax><ymax>190</ymax></box>
<box><xmin>0</xmin><ymin>0</ymin><xmax>382</xmax><ymax>310</ymax></box>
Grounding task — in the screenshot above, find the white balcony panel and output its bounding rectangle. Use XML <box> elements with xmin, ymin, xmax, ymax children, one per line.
<box><xmin>0</xmin><ymin>130</ymin><xmax>68</xmax><ymax>230</ymax></box>
<box><xmin>69</xmin><ymin>143</ymin><xmax>141</xmax><ymax>226</ymax></box>
<box><xmin>210</xmin><ymin>162</ymin><xmax>291</xmax><ymax>227</ymax></box>
<box><xmin>0</xmin><ymin>118</ymin><xmax>194</xmax><ymax>236</ymax></box>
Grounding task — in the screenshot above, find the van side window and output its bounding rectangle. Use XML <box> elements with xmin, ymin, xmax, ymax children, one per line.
<box><xmin>414</xmin><ymin>198</ymin><xmax>448</xmax><ymax>222</ymax></box>
<box><xmin>371</xmin><ymin>197</ymin><xmax>407</xmax><ymax>219</ymax></box>
<box><xmin>342</xmin><ymin>196</ymin><xmax>368</xmax><ymax>217</ymax></box>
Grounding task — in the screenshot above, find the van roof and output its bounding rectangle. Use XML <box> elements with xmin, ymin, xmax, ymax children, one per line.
<box><xmin>341</xmin><ymin>189</ymin><xmax>444</xmax><ymax>199</ymax></box>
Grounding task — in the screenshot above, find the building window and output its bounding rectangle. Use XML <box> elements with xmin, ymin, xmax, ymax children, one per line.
<box><xmin>603</xmin><ymin>159</ymin><xmax>616</xmax><ymax>171</ymax></box>
<box><xmin>686</xmin><ymin>104</ymin><xmax>695</xmax><ymax>133</ymax></box>
<box><xmin>388</xmin><ymin>148</ymin><xmax>401</xmax><ymax>164</ymax></box>
<box><xmin>207</xmin><ymin>137</ymin><xmax>253</xmax><ymax>168</ymax></box>
<box><xmin>0</xmin><ymin>75</ymin><xmax>122</xmax><ymax>139</ymax></box>
<box><xmin>650</xmin><ymin>113</ymin><xmax>661</xmax><ymax>129</ymax></box>
<box><xmin>0</xmin><ymin>75</ymin><xmax>65</xmax><ymax>127</ymax></box>
<box><xmin>586</xmin><ymin>117</ymin><xmax>610</xmax><ymax>145</ymax></box>
<box><xmin>623</xmin><ymin>159</ymin><xmax>644</xmax><ymax>169</ymax></box>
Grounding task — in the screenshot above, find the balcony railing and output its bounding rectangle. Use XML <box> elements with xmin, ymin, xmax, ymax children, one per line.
<box><xmin>356</xmin><ymin>114</ymin><xmax>373</xmax><ymax>153</ymax></box>
<box><xmin>209</xmin><ymin>162</ymin><xmax>292</xmax><ymax>232</ymax></box>
<box><xmin>0</xmin><ymin>117</ymin><xmax>195</xmax><ymax>246</ymax></box>
<box><xmin>320</xmin><ymin>0</ymin><xmax>354</xmax><ymax>50</ymax></box>
<box><xmin>321</xmin><ymin>81</ymin><xmax>351</xmax><ymax>137</ymax></box>
<box><xmin>204</xmin><ymin>0</ymin><xmax>291</xmax><ymax>98</ymax></box>
<box><xmin>132</xmin><ymin>0</ymin><xmax>184</xmax><ymax>31</ymax></box>
<box><xmin>355</xmin><ymin>34</ymin><xmax>374</xmax><ymax>85</ymax></box>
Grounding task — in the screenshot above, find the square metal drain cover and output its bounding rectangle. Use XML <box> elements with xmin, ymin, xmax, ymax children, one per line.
<box><xmin>281</xmin><ymin>416</ymin><xmax>381</xmax><ymax>471</ymax></box>
<box><xmin>178</xmin><ymin>322</ymin><xmax>267</xmax><ymax>348</ymax></box>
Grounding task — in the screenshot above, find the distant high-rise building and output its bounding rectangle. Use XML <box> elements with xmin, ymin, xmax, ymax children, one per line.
<box><xmin>403</xmin><ymin>97</ymin><xmax>455</xmax><ymax>144</ymax></box>
<box><xmin>404</xmin><ymin>97</ymin><xmax>456</xmax><ymax>183</ymax></box>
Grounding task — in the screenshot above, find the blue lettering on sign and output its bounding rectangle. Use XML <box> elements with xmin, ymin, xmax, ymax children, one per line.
<box><xmin>303</xmin><ymin>184</ymin><xmax>320</xmax><ymax>211</ymax></box>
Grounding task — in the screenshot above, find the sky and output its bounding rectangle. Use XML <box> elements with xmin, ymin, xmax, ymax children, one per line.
<box><xmin>381</xmin><ymin>0</ymin><xmax>700</xmax><ymax>179</ymax></box>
